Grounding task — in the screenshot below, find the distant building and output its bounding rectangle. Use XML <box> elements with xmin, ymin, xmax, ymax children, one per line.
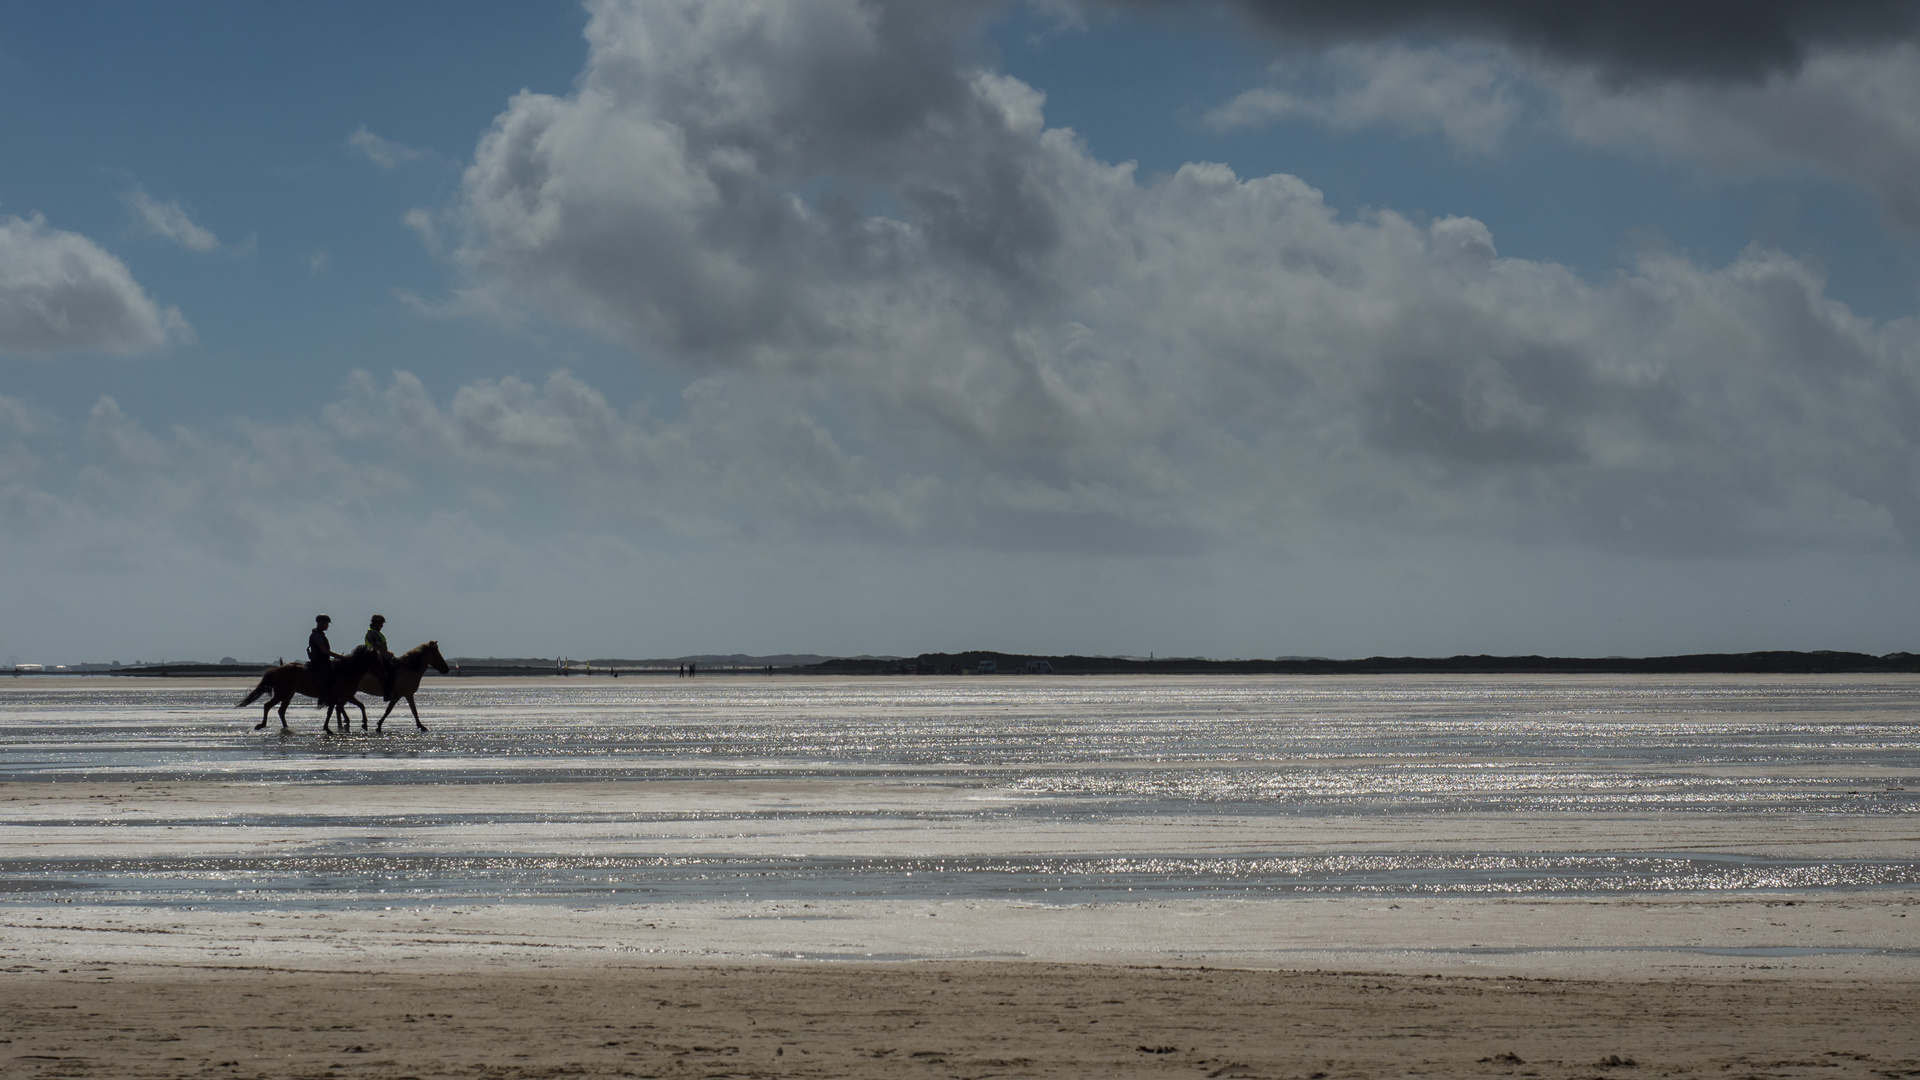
<box><xmin>1024</xmin><ymin>660</ymin><xmax>1053</xmax><ymax>674</ymax></box>
<box><xmin>976</xmin><ymin>660</ymin><xmax>997</xmax><ymax>675</ymax></box>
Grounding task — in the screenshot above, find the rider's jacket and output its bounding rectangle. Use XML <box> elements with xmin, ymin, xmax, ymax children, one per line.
<box><xmin>365</xmin><ymin>628</ymin><xmax>388</xmax><ymax>653</ymax></box>
<box><xmin>308</xmin><ymin>628</ymin><xmax>331</xmax><ymax>665</ymax></box>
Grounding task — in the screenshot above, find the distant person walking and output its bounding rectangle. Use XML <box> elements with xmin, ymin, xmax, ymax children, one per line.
<box><xmin>364</xmin><ymin>614</ymin><xmax>396</xmax><ymax>698</ymax></box>
<box><xmin>308</xmin><ymin>615</ymin><xmax>340</xmax><ymax>704</ymax></box>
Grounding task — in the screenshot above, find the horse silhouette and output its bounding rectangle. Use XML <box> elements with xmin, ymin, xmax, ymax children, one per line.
<box><xmin>239</xmin><ymin>641</ymin><xmax>447</xmax><ymax>733</ymax></box>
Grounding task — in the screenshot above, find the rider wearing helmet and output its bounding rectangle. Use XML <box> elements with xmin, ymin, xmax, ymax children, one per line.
<box><xmin>307</xmin><ymin>615</ymin><xmax>342</xmax><ymax>704</ymax></box>
<box><xmin>365</xmin><ymin>615</ymin><xmax>397</xmax><ymax>698</ymax></box>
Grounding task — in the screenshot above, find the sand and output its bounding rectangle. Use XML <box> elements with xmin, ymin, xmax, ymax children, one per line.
<box><xmin>6</xmin><ymin>891</ymin><xmax>1920</xmax><ymax>976</ymax></box>
<box><xmin>7</xmin><ymin>692</ymin><xmax>1920</xmax><ymax>1079</ymax></box>
<box><xmin>6</xmin><ymin>891</ymin><xmax>1920</xmax><ymax>1078</ymax></box>
<box><xmin>6</xmin><ymin>950</ymin><xmax>1919</xmax><ymax>1079</ymax></box>
<box><xmin>11</xmin><ymin>778</ymin><xmax>1919</xmax><ymax>862</ymax></box>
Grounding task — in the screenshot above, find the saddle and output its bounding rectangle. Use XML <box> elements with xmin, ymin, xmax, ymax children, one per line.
<box><xmin>307</xmin><ymin>646</ymin><xmax>372</xmax><ymax>702</ymax></box>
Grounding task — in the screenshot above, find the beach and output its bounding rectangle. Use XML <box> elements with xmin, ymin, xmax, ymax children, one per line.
<box><xmin>8</xmin><ymin>886</ymin><xmax>1920</xmax><ymax>1079</ymax></box>
<box><xmin>8</xmin><ymin>954</ymin><xmax>1920</xmax><ymax>1080</ymax></box>
<box><xmin>3</xmin><ymin>675</ymin><xmax>1918</xmax><ymax>1077</ymax></box>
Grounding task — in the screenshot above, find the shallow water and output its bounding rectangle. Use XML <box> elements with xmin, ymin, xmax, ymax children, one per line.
<box><xmin>3</xmin><ymin>675</ymin><xmax>1917</xmax><ymax>906</ymax></box>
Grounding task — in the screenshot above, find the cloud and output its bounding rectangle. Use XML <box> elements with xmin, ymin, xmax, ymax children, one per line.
<box><xmin>394</xmin><ymin>0</ymin><xmax>1920</xmax><ymax>562</ymax></box>
<box><xmin>0</xmin><ymin>214</ymin><xmax>190</xmax><ymax>356</ymax></box>
<box><xmin>1549</xmin><ymin>43</ymin><xmax>1920</xmax><ymax>222</ymax></box>
<box><xmin>121</xmin><ymin>187</ymin><xmax>221</xmax><ymax>252</ymax></box>
<box><xmin>322</xmin><ymin>368</ymin><xmax>950</xmax><ymax>544</ymax></box>
<box><xmin>401</xmin><ymin>207</ymin><xmax>442</xmax><ymax>258</ymax></box>
<box><xmin>0</xmin><ymin>392</ymin><xmax>54</xmax><ymax>486</ymax></box>
<box><xmin>347</xmin><ymin>125</ymin><xmax>428</xmax><ymax>168</ymax></box>
<box><xmin>1208</xmin><ymin>38</ymin><xmax>1920</xmax><ymax>224</ymax></box>
<box><xmin>1163</xmin><ymin>0</ymin><xmax>1920</xmax><ymax>225</ymax></box>
<box><xmin>1205</xmin><ymin>42</ymin><xmax>1523</xmax><ymax>153</ymax></box>
<box><xmin>1202</xmin><ymin>0</ymin><xmax>1920</xmax><ymax>82</ymax></box>
<box><xmin>55</xmin><ymin>394</ymin><xmax>412</xmax><ymax>568</ymax></box>
<box><xmin>10</xmin><ymin>374</ymin><xmax>1920</xmax><ymax>660</ymax></box>
<box><xmin>14</xmin><ymin>0</ymin><xmax>1920</xmax><ymax>661</ymax></box>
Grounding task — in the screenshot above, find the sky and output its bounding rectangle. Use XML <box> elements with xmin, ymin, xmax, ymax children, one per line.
<box><xmin>5</xmin><ymin>0</ymin><xmax>1920</xmax><ymax>664</ymax></box>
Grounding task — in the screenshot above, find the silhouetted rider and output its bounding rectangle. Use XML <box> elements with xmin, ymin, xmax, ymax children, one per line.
<box><xmin>308</xmin><ymin>614</ymin><xmax>341</xmax><ymax>703</ymax></box>
<box><xmin>364</xmin><ymin>614</ymin><xmax>396</xmax><ymax>698</ymax></box>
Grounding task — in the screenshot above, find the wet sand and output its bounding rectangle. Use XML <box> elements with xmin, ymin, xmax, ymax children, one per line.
<box><xmin>6</xmin><ymin>677</ymin><xmax>1919</xmax><ymax>1077</ymax></box>
<box><xmin>6</xmin><ymin>890</ymin><xmax>1920</xmax><ymax>1079</ymax></box>
<box><xmin>10</xmin><ymin>778</ymin><xmax>1920</xmax><ymax>862</ymax></box>
<box><xmin>7</xmin><ymin>890</ymin><xmax>1920</xmax><ymax>979</ymax></box>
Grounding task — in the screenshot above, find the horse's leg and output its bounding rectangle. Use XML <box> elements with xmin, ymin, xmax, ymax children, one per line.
<box><xmin>408</xmin><ymin>695</ymin><xmax>426</xmax><ymax>731</ymax></box>
<box><xmin>376</xmin><ymin>697</ymin><xmax>399</xmax><ymax>733</ymax></box>
<box><xmin>355</xmin><ymin>697</ymin><xmax>368</xmax><ymax>732</ymax></box>
<box><xmin>278</xmin><ymin>694</ymin><xmax>291</xmax><ymax>732</ymax></box>
<box><xmin>257</xmin><ymin>686</ymin><xmax>286</xmax><ymax>731</ymax></box>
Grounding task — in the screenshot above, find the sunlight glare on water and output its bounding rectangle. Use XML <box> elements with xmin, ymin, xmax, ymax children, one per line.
<box><xmin>3</xmin><ymin>675</ymin><xmax>1917</xmax><ymax>906</ymax></box>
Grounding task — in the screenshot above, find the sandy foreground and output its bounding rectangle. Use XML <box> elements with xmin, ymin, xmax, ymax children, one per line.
<box><xmin>7</xmin><ymin>889</ymin><xmax>1920</xmax><ymax>1079</ymax></box>
<box><xmin>3</xmin><ymin>957</ymin><xmax>1917</xmax><ymax>1080</ymax></box>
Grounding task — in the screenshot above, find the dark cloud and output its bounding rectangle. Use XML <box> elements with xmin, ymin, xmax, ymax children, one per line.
<box><xmin>1202</xmin><ymin>0</ymin><xmax>1920</xmax><ymax>80</ymax></box>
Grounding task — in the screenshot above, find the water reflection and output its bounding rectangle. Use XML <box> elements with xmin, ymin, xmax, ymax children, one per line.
<box><xmin>4</xmin><ymin>676</ymin><xmax>1918</xmax><ymax>906</ymax></box>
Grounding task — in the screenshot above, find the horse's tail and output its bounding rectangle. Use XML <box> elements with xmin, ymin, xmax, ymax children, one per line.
<box><xmin>237</xmin><ymin>672</ymin><xmax>275</xmax><ymax>708</ymax></box>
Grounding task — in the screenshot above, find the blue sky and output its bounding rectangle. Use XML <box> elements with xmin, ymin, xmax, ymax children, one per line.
<box><xmin>4</xmin><ymin>0</ymin><xmax>1920</xmax><ymax>663</ymax></box>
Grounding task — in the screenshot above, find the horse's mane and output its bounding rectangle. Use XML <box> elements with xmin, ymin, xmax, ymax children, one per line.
<box><xmin>396</xmin><ymin>640</ymin><xmax>440</xmax><ymax>670</ymax></box>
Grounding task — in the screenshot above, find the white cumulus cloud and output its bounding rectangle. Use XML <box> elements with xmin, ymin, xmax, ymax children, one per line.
<box><xmin>378</xmin><ymin>0</ymin><xmax>1920</xmax><ymax>561</ymax></box>
<box><xmin>0</xmin><ymin>214</ymin><xmax>189</xmax><ymax>356</ymax></box>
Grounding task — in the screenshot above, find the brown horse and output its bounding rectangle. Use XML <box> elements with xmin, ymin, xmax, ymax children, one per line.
<box><xmin>239</xmin><ymin>646</ymin><xmax>380</xmax><ymax>733</ymax></box>
<box><xmin>354</xmin><ymin>640</ymin><xmax>451</xmax><ymax>732</ymax></box>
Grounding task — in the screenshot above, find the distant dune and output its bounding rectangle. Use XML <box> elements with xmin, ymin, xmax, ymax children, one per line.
<box><xmin>806</xmin><ymin>649</ymin><xmax>1920</xmax><ymax>676</ymax></box>
<box><xmin>24</xmin><ymin>648</ymin><xmax>1919</xmax><ymax>677</ymax></box>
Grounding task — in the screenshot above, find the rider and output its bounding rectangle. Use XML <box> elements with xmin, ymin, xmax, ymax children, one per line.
<box><xmin>307</xmin><ymin>614</ymin><xmax>342</xmax><ymax>704</ymax></box>
<box><xmin>365</xmin><ymin>614</ymin><xmax>396</xmax><ymax>698</ymax></box>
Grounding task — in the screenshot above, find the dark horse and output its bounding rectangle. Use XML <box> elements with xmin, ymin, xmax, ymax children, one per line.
<box><xmin>352</xmin><ymin>640</ymin><xmax>451</xmax><ymax>732</ymax></box>
<box><xmin>238</xmin><ymin>645</ymin><xmax>384</xmax><ymax>733</ymax></box>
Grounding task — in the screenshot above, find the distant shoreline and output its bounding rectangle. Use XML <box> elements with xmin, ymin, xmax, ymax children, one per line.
<box><xmin>13</xmin><ymin>648</ymin><xmax>1920</xmax><ymax>678</ymax></box>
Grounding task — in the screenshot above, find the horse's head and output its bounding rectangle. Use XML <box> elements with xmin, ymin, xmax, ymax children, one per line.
<box><xmin>425</xmin><ymin>640</ymin><xmax>450</xmax><ymax>675</ymax></box>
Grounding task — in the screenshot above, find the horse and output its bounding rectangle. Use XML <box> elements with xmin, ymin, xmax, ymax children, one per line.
<box><xmin>352</xmin><ymin>640</ymin><xmax>451</xmax><ymax>732</ymax></box>
<box><xmin>238</xmin><ymin>646</ymin><xmax>380</xmax><ymax>733</ymax></box>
